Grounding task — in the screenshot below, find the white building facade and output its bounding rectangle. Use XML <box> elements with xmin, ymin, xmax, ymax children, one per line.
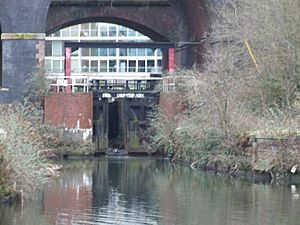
<box><xmin>45</xmin><ymin>22</ymin><xmax>163</xmax><ymax>79</ymax></box>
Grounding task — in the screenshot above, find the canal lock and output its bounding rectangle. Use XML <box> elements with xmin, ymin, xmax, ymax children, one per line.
<box><xmin>93</xmin><ymin>94</ymin><xmax>158</xmax><ymax>154</ymax></box>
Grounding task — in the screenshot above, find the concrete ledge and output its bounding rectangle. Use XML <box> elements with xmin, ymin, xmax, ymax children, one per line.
<box><xmin>0</xmin><ymin>87</ymin><xmax>9</xmax><ymax>92</ymax></box>
<box><xmin>1</xmin><ymin>33</ymin><xmax>45</xmax><ymax>40</ymax></box>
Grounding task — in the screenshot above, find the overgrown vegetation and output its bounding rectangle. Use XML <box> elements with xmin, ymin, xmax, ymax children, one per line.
<box><xmin>151</xmin><ymin>0</ymin><xmax>300</xmax><ymax>177</ymax></box>
<box><xmin>0</xmin><ymin>102</ymin><xmax>52</xmax><ymax>201</ymax></box>
<box><xmin>0</xmin><ymin>71</ymin><xmax>64</xmax><ymax>202</ymax></box>
<box><xmin>24</xmin><ymin>69</ymin><xmax>52</xmax><ymax>109</ymax></box>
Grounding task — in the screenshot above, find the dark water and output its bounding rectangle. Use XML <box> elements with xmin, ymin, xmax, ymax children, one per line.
<box><xmin>1</xmin><ymin>157</ymin><xmax>300</xmax><ymax>225</ymax></box>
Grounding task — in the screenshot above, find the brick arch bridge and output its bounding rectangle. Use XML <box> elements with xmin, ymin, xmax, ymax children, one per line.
<box><xmin>0</xmin><ymin>0</ymin><xmax>207</xmax><ymax>102</ymax></box>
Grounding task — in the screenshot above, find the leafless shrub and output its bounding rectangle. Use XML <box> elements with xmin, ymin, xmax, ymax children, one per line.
<box><xmin>0</xmin><ymin>102</ymin><xmax>61</xmax><ymax>201</ymax></box>
<box><xmin>152</xmin><ymin>0</ymin><xmax>300</xmax><ymax>173</ymax></box>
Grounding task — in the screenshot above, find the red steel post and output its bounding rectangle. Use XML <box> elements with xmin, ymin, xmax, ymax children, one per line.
<box><xmin>168</xmin><ymin>48</ymin><xmax>175</xmax><ymax>73</ymax></box>
<box><xmin>65</xmin><ymin>47</ymin><xmax>72</xmax><ymax>93</ymax></box>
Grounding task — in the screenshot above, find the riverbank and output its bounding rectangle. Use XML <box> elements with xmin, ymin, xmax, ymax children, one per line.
<box><xmin>0</xmin><ymin>102</ymin><xmax>66</xmax><ymax>202</ymax></box>
<box><xmin>151</xmin><ymin>73</ymin><xmax>300</xmax><ymax>181</ymax></box>
<box><xmin>149</xmin><ymin>1</ymin><xmax>300</xmax><ymax>182</ymax></box>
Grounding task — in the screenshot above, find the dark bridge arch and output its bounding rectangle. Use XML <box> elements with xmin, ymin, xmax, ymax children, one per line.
<box><xmin>46</xmin><ymin>2</ymin><xmax>185</xmax><ymax>44</ymax></box>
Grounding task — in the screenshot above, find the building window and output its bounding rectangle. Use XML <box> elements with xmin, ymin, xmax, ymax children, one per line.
<box><xmin>71</xmin><ymin>25</ymin><xmax>79</xmax><ymax>37</ymax></box>
<box><xmin>81</xmin><ymin>23</ymin><xmax>89</xmax><ymax>37</ymax></box>
<box><xmin>90</xmin><ymin>23</ymin><xmax>98</xmax><ymax>37</ymax></box>
<box><xmin>100</xmin><ymin>24</ymin><xmax>108</xmax><ymax>36</ymax></box>
<box><xmin>129</xmin><ymin>60</ymin><xmax>136</xmax><ymax>72</ymax></box>
<box><xmin>91</xmin><ymin>48</ymin><xmax>98</xmax><ymax>57</ymax></box>
<box><xmin>128</xmin><ymin>48</ymin><xmax>136</xmax><ymax>56</ymax></box>
<box><xmin>146</xmin><ymin>49</ymin><xmax>154</xmax><ymax>56</ymax></box>
<box><xmin>99</xmin><ymin>48</ymin><xmax>107</xmax><ymax>56</ymax></box>
<box><xmin>53</xmin><ymin>60</ymin><xmax>62</xmax><ymax>73</ymax></box>
<box><xmin>108</xmin><ymin>25</ymin><xmax>116</xmax><ymax>37</ymax></box>
<box><xmin>100</xmin><ymin>60</ymin><xmax>107</xmax><ymax>72</ymax></box>
<box><xmin>128</xmin><ymin>28</ymin><xmax>136</xmax><ymax>37</ymax></box>
<box><xmin>119</xmin><ymin>48</ymin><xmax>127</xmax><ymax>56</ymax></box>
<box><xmin>138</xmin><ymin>60</ymin><xmax>146</xmax><ymax>72</ymax></box>
<box><xmin>109</xmin><ymin>60</ymin><xmax>116</xmax><ymax>72</ymax></box>
<box><xmin>45</xmin><ymin>59</ymin><xmax>52</xmax><ymax>73</ymax></box>
<box><xmin>156</xmin><ymin>49</ymin><xmax>162</xmax><ymax>56</ymax></box>
<box><xmin>82</xmin><ymin>48</ymin><xmax>90</xmax><ymax>57</ymax></box>
<box><xmin>108</xmin><ymin>48</ymin><xmax>116</xmax><ymax>56</ymax></box>
<box><xmin>45</xmin><ymin>41</ymin><xmax>52</xmax><ymax>57</ymax></box>
<box><xmin>138</xmin><ymin>48</ymin><xmax>146</xmax><ymax>56</ymax></box>
<box><xmin>82</xmin><ymin>60</ymin><xmax>89</xmax><ymax>72</ymax></box>
<box><xmin>119</xmin><ymin>60</ymin><xmax>127</xmax><ymax>72</ymax></box>
<box><xmin>45</xmin><ymin>22</ymin><xmax>163</xmax><ymax>76</ymax></box>
<box><xmin>119</xmin><ymin>26</ymin><xmax>127</xmax><ymax>37</ymax></box>
<box><xmin>147</xmin><ymin>60</ymin><xmax>155</xmax><ymax>72</ymax></box>
<box><xmin>52</xmin><ymin>41</ymin><xmax>63</xmax><ymax>57</ymax></box>
<box><xmin>71</xmin><ymin>59</ymin><xmax>79</xmax><ymax>72</ymax></box>
<box><xmin>91</xmin><ymin>60</ymin><xmax>98</xmax><ymax>72</ymax></box>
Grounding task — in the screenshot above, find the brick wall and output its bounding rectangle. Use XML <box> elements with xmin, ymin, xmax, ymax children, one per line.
<box><xmin>45</xmin><ymin>92</ymin><xmax>93</xmax><ymax>129</ymax></box>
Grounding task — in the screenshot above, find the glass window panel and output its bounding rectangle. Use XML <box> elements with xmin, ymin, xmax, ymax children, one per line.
<box><xmin>45</xmin><ymin>59</ymin><xmax>52</xmax><ymax>72</ymax></box>
<box><xmin>138</xmin><ymin>48</ymin><xmax>146</xmax><ymax>56</ymax></box>
<box><xmin>100</xmin><ymin>25</ymin><xmax>108</xmax><ymax>36</ymax></box>
<box><xmin>119</xmin><ymin>48</ymin><xmax>127</xmax><ymax>56</ymax></box>
<box><xmin>45</xmin><ymin>41</ymin><xmax>52</xmax><ymax>56</ymax></box>
<box><xmin>128</xmin><ymin>29</ymin><xmax>136</xmax><ymax>36</ymax></box>
<box><xmin>91</xmin><ymin>60</ymin><xmax>98</xmax><ymax>72</ymax></box>
<box><xmin>157</xmin><ymin>60</ymin><xmax>162</xmax><ymax>67</ymax></box>
<box><xmin>71</xmin><ymin>59</ymin><xmax>79</xmax><ymax>72</ymax></box>
<box><xmin>90</xmin><ymin>23</ymin><xmax>98</xmax><ymax>37</ymax></box>
<box><xmin>129</xmin><ymin>60</ymin><xmax>136</xmax><ymax>72</ymax></box>
<box><xmin>81</xmin><ymin>23</ymin><xmax>89</xmax><ymax>37</ymax></box>
<box><xmin>52</xmin><ymin>41</ymin><xmax>63</xmax><ymax>56</ymax></box>
<box><xmin>99</xmin><ymin>48</ymin><xmax>108</xmax><ymax>56</ymax></box>
<box><xmin>100</xmin><ymin>60</ymin><xmax>107</xmax><ymax>72</ymax></box>
<box><xmin>108</xmin><ymin>26</ymin><xmax>116</xmax><ymax>37</ymax></box>
<box><xmin>71</xmin><ymin>49</ymin><xmax>79</xmax><ymax>56</ymax></box>
<box><xmin>128</xmin><ymin>48</ymin><xmax>136</xmax><ymax>56</ymax></box>
<box><xmin>108</xmin><ymin>48</ymin><xmax>116</xmax><ymax>56</ymax></box>
<box><xmin>91</xmin><ymin>48</ymin><xmax>98</xmax><ymax>56</ymax></box>
<box><xmin>71</xmin><ymin>25</ymin><xmax>79</xmax><ymax>37</ymax></box>
<box><xmin>156</xmin><ymin>49</ymin><xmax>162</xmax><ymax>56</ymax></box>
<box><xmin>109</xmin><ymin>60</ymin><xmax>116</xmax><ymax>72</ymax></box>
<box><xmin>81</xmin><ymin>48</ymin><xmax>90</xmax><ymax>56</ymax></box>
<box><xmin>147</xmin><ymin>60</ymin><xmax>155</xmax><ymax>72</ymax></box>
<box><xmin>119</xmin><ymin>60</ymin><xmax>127</xmax><ymax>72</ymax></box>
<box><xmin>61</xmin><ymin>28</ymin><xmax>70</xmax><ymax>37</ymax></box>
<box><xmin>81</xmin><ymin>60</ymin><xmax>89</xmax><ymax>72</ymax></box>
<box><xmin>119</xmin><ymin>26</ymin><xmax>127</xmax><ymax>37</ymax></box>
<box><xmin>53</xmin><ymin>60</ymin><xmax>61</xmax><ymax>73</ymax></box>
<box><xmin>146</xmin><ymin>48</ymin><xmax>154</xmax><ymax>56</ymax></box>
<box><xmin>138</xmin><ymin>60</ymin><xmax>146</xmax><ymax>72</ymax></box>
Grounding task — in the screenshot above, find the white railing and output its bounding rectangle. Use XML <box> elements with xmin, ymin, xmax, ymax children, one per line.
<box><xmin>162</xmin><ymin>76</ymin><xmax>199</xmax><ymax>95</ymax></box>
<box><xmin>47</xmin><ymin>74</ymin><xmax>163</xmax><ymax>93</ymax></box>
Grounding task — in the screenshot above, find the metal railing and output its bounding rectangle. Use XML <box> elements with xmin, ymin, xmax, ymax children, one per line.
<box><xmin>47</xmin><ymin>74</ymin><xmax>162</xmax><ymax>93</ymax></box>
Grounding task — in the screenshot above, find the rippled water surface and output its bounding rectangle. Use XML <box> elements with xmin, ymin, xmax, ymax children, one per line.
<box><xmin>1</xmin><ymin>157</ymin><xmax>300</xmax><ymax>225</ymax></box>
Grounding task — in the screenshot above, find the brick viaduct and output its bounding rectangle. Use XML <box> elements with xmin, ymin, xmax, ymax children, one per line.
<box><xmin>0</xmin><ymin>0</ymin><xmax>208</xmax><ymax>102</ymax></box>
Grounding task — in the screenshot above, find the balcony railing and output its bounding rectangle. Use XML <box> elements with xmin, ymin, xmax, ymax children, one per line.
<box><xmin>47</xmin><ymin>74</ymin><xmax>162</xmax><ymax>93</ymax></box>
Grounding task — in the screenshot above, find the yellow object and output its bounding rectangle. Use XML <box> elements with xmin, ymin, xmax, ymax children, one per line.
<box><xmin>244</xmin><ymin>40</ymin><xmax>259</xmax><ymax>70</ymax></box>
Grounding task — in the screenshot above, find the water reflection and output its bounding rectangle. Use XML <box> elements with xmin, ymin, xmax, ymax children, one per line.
<box><xmin>0</xmin><ymin>157</ymin><xmax>300</xmax><ymax>225</ymax></box>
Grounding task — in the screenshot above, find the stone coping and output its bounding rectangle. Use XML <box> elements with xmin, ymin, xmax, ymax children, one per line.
<box><xmin>0</xmin><ymin>87</ymin><xmax>9</xmax><ymax>92</ymax></box>
<box><xmin>1</xmin><ymin>33</ymin><xmax>45</xmax><ymax>40</ymax></box>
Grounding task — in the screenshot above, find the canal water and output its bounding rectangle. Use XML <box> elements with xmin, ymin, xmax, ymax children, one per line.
<box><xmin>1</xmin><ymin>157</ymin><xmax>300</xmax><ymax>225</ymax></box>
